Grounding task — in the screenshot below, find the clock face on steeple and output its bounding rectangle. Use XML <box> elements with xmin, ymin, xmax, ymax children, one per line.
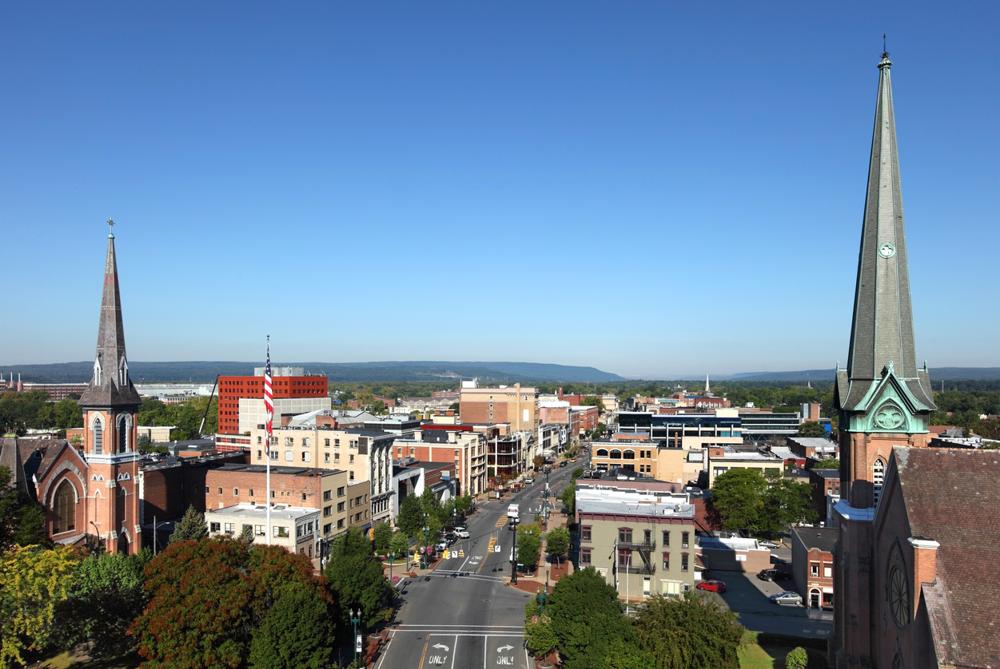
<box><xmin>879</xmin><ymin>242</ymin><xmax>896</xmax><ymax>258</ymax></box>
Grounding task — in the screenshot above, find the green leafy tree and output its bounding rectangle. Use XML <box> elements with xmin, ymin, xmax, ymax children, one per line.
<box><xmin>761</xmin><ymin>479</ymin><xmax>817</xmax><ymax>535</ymax></box>
<box><xmin>786</xmin><ymin>646</ymin><xmax>809</xmax><ymax>669</ymax></box>
<box><xmin>389</xmin><ymin>532</ymin><xmax>410</xmax><ymax>560</ymax></box>
<box><xmin>397</xmin><ymin>495</ymin><xmax>424</xmax><ymax>541</ymax></box>
<box><xmin>170</xmin><ymin>505</ymin><xmax>208</xmax><ymax>543</ymax></box>
<box><xmin>813</xmin><ymin>457</ymin><xmax>840</xmax><ymax>469</ymax></box>
<box><xmin>603</xmin><ymin>636</ymin><xmax>657</xmax><ymax>669</ymax></box>
<box><xmin>323</xmin><ymin>528</ymin><xmax>393</xmax><ymax>628</ymax></box>
<box><xmin>249</xmin><ymin>582</ymin><xmax>336</xmax><ymax>669</ymax></box>
<box><xmin>545</xmin><ymin>527</ymin><xmax>570</xmax><ymax>563</ymax></box>
<box><xmin>516</xmin><ymin>523</ymin><xmax>542</xmax><ymax>570</ymax></box>
<box><xmin>524</xmin><ymin>616</ymin><xmax>557</xmax><ymax>658</ymax></box>
<box><xmin>373</xmin><ymin>522</ymin><xmax>392</xmax><ymax>555</ymax></box>
<box><xmin>548</xmin><ymin>568</ymin><xmax>628</xmax><ymax>669</ymax></box>
<box><xmin>581</xmin><ymin>395</ymin><xmax>605</xmax><ymax>412</ymax></box>
<box><xmin>56</xmin><ymin>551</ymin><xmax>149</xmax><ymax>661</ymax></box>
<box><xmin>0</xmin><ymin>545</ymin><xmax>79</xmax><ymax>666</ymax></box>
<box><xmin>130</xmin><ymin>538</ymin><xmax>326</xmax><ymax>668</ymax></box>
<box><xmin>631</xmin><ymin>593</ymin><xmax>744</xmax><ymax>669</ymax></box>
<box><xmin>559</xmin><ymin>483</ymin><xmax>576</xmax><ymax>515</ymax></box>
<box><xmin>0</xmin><ymin>467</ymin><xmax>48</xmax><ymax>551</ymax></box>
<box><xmin>709</xmin><ymin>469</ymin><xmax>768</xmax><ymax>534</ymax></box>
<box><xmin>453</xmin><ymin>495</ymin><xmax>473</xmax><ymax>516</ymax></box>
<box><xmin>797</xmin><ymin>421</ymin><xmax>827</xmax><ymax>437</ymax></box>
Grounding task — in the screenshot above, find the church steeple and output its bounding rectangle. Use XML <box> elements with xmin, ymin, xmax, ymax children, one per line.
<box><xmin>837</xmin><ymin>51</ymin><xmax>934</xmax><ymax>413</ymax></box>
<box><xmin>79</xmin><ymin>221</ymin><xmax>141</xmax><ymax>409</ymax></box>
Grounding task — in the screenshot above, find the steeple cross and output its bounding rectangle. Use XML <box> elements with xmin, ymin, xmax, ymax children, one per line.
<box><xmin>107</xmin><ymin>218</ymin><xmax>115</xmax><ymax>238</ymax></box>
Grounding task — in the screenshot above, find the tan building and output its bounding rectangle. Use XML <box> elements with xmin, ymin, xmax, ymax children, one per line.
<box><xmin>706</xmin><ymin>446</ymin><xmax>784</xmax><ymax>488</ymax></box>
<box><xmin>248</xmin><ymin>425</ymin><xmax>394</xmax><ymax>525</ymax></box>
<box><xmin>460</xmin><ymin>383</ymin><xmax>538</xmax><ymax>432</ymax></box>
<box><xmin>576</xmin><ymin>487</ymin><xmax>698</xmax><ymax>602</ymax></box>
<box><xmin>391</xmin><ymin>429</ymin><xmax>487</xmax><ymax>496</ymax></box>
<box><xmin>590</xmin><ymin>441</ymin><xmax>700</xmax><ymax>484</ymax></box>
<box><xmin>202</xmin><ymin>463</ymin><xmax>367</xmax><ymax>545</ymax></box>
<box><xmin>205</xmin><ymin>503</ymin><xmax>320</xmax><ymax>558</ymax></box>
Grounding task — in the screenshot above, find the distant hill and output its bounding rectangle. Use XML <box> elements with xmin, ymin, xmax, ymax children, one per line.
<box><xmin>730</xmin><ymin>367</ymin><xmax>1000</xmax><ymax>383</ymax></box>
<box><xmin>3</xmin><ymin>360</ymin><xmax>624</xmax><ymax>384</ymax></box>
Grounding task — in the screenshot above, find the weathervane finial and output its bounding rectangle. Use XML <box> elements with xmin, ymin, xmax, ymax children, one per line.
<box><xmin>107</xmin><ymin>218</ymin><xmax>115</xmax><ymax>238</ymax></box>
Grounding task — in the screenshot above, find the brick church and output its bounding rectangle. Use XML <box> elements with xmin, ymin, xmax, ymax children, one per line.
<box><xmin>30</xmin><ymin>224</ymin><xmax>143</xmax><ymax>554</ymax></box>
<box><xmin>831</xmin><ymin>51</ymin><xmax>999</xmax><ymax>668</ymax></box>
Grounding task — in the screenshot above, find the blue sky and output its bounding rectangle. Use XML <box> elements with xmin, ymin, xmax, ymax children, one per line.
<box><xmin>1</xmin><ymin>2</ymin><xmax>997</xmax><ymax>378</ymax></box>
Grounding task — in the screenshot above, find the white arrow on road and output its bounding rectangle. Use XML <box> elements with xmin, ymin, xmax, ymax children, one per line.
<box><xmin>497</xmin><ymin>644</ymin><xmax>514</xmax><ymax>653</ymax></box>
<box><xmin>432</xmin><ymin>643</ymin><xmax>450</xmax><ymax>652</ymax></box>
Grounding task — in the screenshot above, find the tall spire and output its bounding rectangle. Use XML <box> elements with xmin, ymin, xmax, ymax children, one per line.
<box><xmin>704</xmin><ymin>373</ymin><xmax>711</xmax><ymax>395</ymax></box>
<box><xmin>79</xmin><ymin>220</ymin><xmax>141</xmax><ymax>408</ymax></box>
<box><xmin>838</xmin><ymin>51</ymin><xmax>934</xmax><ymax>411</ymax></box>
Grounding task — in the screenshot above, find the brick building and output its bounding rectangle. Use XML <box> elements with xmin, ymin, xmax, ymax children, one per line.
<box><xmin>391</xmin><ymin>427</ymin><xmax>487</xmax><ymax>496</ymax></box>
<box><xmin>217</xmin><ymin>372</ymin><xmax>328</xmax><ymax>435</ymax></box>
<box><xmin>791</xmin><ymin>526</ymin><xmax>836</xmax><ymax>609</ymax></box>
<box><xmin>459</xmin><ymin>383</ymin><xmax>537</xmax><ymax>432</ymax></box>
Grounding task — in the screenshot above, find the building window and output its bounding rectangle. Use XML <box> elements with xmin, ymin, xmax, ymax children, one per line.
<box><xmin>662</xmin><ymin>552</ymin><xmax>670</xmax><ymax>570</ymax></box>
<box><xmin>302</xmin><ymin>452</ymin><xmax>310</xmax><ymax>462</ymax></box>
<box><xmin>681</xmin><ymin>553</ymin><xmax>689</xmax><ymax>572</ymax></box>
<box><xmin>205</xmin><ymin>486</ymin><xmax>209</xmax><ymax>493</ymax></box>
<box><xmin>337</xmin><ymin>487</ymin><xmax>345</xmax><ymax>496</ymax></box>
<box><xmin>255</xmin><ymin>525</ymin><xmax>265</xmax><ymax>537</ymax></box>
<box><xmin>323</xmin><ymin>523</ymin><xmax>332</xmax><ymax>534</ymax></box>
<box><xmin>256</xmin><ymin>450</ymin><xmax>262</xmax><ymax>460</ymax></box>
<box><xmin>811</xmin><ymin>563</ymin><xmax>819</xmax><ymax>577</ymax></box>
<box><xmin>92</xmin><ymin>418</ymin><xmax>103</xmax><ymax>454</ymax></box>
<box><xmin>873</xmin><ymin>457</ymin><xmax>886</xmax><ymax>506</ymax></box>
<box><xmin>681</xmin><ymin>531</ymin><xmax>690</xmax><ymax>549</ymax></box>
<box><xmin>324</xmin><ymin>506</ymin><xmax>332</xmax><ymax>517</ymax></box>
<box><xmin>337</xmin><ymin>502</ymin><xmax>345</xmax><ymax>512</ymax></box>
<box><xmin>117</xmin><ymin>415</ymin><xmax>129</xmax><ymax>453</ymax></box>
<box><xmin>284</xmin><ymin>451</ymin><xmax>293</xmax><ymax>462</ymax></box>
<box><xmin>618</xmin><ymin>527</ymin><xmax>632</xmax><ymax>545</ymax></box>
<box><xmin>233</xmin><ymin>488</ymin><xmax>239</xmax><ymax>497</ymax></box>
<box><xmin>824</xmin><ymin>565</ymin><xmax>833</xmax><ymax>578</ymax></box>
<box><xmin>273</xmin><ymin>526</ymin><xmax>289</xmax><ymax>538</ymax></box>
<box><xmin>662</xmin><ymin>530</ymin><xmax>670</xmax><ymax>547</ymax></box>
<box><xmin>324</xmin><ymin>439</ymin><xmax>330</xmax><ymax>448</ymax></box>
<box><xmin>323</xmin><ymin>490</ymin><xmax>332</xmax><ymax>501</ymax></box>
<box><xmin>210</xmin><ymin>522</ymin><xmax>220</xmax><ymax>532</ymax></box>
<box><xmin>617</xmin><ymin>548</ymin><xmax>632</xmax><ymax>569</ymax></box>
<box><xmin>52</xmin><ymin>480</ymin><xmax>76</xmax><ymax>533</ymax></box>
<box><xmin>580</xmin><ymin>548</ymin><xmax>591</xmax><ymax>564</ymax></box>
<box><xmin>337</xmin><ymin>519</ymin><xmax>345</xmax><ymax>529</ymax></box>
<box><xmin>224</xmin><ymin>523</ymin><xmax>235</xmax><ymax>534</ymax></box>
<box><xmin>217</xmin><ymin>487</ymin><xmax>222</xmax><ymax>495</ymax></box>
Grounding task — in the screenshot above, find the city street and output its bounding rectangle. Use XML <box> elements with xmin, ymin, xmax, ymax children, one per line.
<box><xmin>376</xmin><ymin>457</ymin><xmax>583</xmax><ymax>669</ymax></box>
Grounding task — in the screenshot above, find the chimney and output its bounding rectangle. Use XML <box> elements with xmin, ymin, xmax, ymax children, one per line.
<box><xmin>908</xmin><ymin>537</ymin><xmax>940</xmax><ymax>611</ymax></box>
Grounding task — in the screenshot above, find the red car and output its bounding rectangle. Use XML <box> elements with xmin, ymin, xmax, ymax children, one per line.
<box><xmin>697</xmin><ymin>579</ymin><xmax>727</xmax><ymax>593</ymax></box>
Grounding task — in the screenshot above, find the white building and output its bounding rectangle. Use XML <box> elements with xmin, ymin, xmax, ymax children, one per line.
<box><xmin>205</xmin><ymin>503</ymin><xmax>320</xmax><ymax>559</ymax></box>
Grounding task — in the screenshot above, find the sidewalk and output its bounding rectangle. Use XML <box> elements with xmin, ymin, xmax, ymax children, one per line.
<box><xmin>508</xmin><ymin>507</ymin><xmax>574</xmax><ymax>594</ymax></box>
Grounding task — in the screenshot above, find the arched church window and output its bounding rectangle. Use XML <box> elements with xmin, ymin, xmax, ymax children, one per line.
<box><xmin>93</xmin><ymin>418</ymin><xmax>104</xmax><ymax>455</ymax></box>
<box><xmin>53</xmin><ymin>480</ymin><xmax>76</xmax><ymax>533</ymax></box>
<box><xmin>118</xmin><ymin>415</ymin><xmax>130</xmax><ymax>454</ymax></box>
<box><xmin>873</xmin><ymin>457</ymin><xmax>886</xmax><ymax>506</ymax></box>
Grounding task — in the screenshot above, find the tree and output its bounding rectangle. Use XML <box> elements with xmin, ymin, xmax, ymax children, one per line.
<box><xmin>55</xmin><ymin>551</ymin><xmax>149</xmax><ymax>661</ymax></box>
<box><xmin>797</xmin><ymin>422</ymin><xmax>827</xmax><ymax>437</ymax></box>
<box><xmin>545</xmin><ymin>527</ymin><xmax>570</xmax><ymax>563</ymax></box>
<box><xmin>373</xmin><ymin>522</ymin><xmax>392</xmax><ymax>555</ymax></box>
<box><xmin>323</xmin><ymin>528</ymin><xmax>393</xmax><ymax>628</ymax></box>
<box><xmin>516</xmin><ymin>523</ymin><xmax>542</xmax><ymax>571</ymax></box>
<box><xmin>813</xmin><ymin>457</ymin><xmax>840</xmax><ymax>469</ymax></box>
<box><xmin>0</xmin><ymin>467</ymin><xmax>48</xmax><ymax>551</ymax></box>
<box><xmin>786</xmin><ymin>646</ymin><xmax>809</xmax><ymax>669</ymax></box>
<box><xmin>397</xmin><ymin>495</ymin><xmax>424</xmax><ymax>541</ymax></box>
<box><xmin>249</xmin><ymin>582</ymin><xmax>336</xmax><ymax>669</ymax></box>
<box><xmin>709</xmin><ymin>469</ymin><xmax>768</xmax><ymax>534</ymax></box>
<box><xmin>0</xmin><ymin>545</ymin><xmax>78</xmax><ymax>666</ymax></box>
<box><xmin>559</xmin><ymin>483</ymin><xmax>576</xmax><ymax>515</ymax></box>
<box><xmin>524</xmin><ymin>616</ymin><xmax>558</xmax><ymax>659</ymax></box>
<box><xmin>453</xmin><ymin>495</ymin><xmax>473</xmax><ymax>516</ymax></box>
<box><xmin>170</xmin><ymin>505</ymin><xmax>208</xmax><ymax>543</ymax></box>
<box><xmin>130</xmin><ymin>538</ymin><xmax>326</xmax><ymax>668</ymax></box>
<box><xmin>533</xmin><ymin>455</ymin><xmax>546</xmax><ymax>470</ymax></box>
<box><xmin>761</xmin><ymin>479</ymin><xmax>817</xmax><ymax>535</ymax></box>
<box><xmin>631</xmin><ymin>593</ymin><xmax>744</xmax><ymax>669</ymax></box>
<box><xmin>603</xmin><ymin>636</ymin><xmax>657</xmax><ymax>669</ymax></box>
<box><xmin>389</xmin><ymin>532</ymin><xmax>410</xmax><ymax>560</ymax></box>
<box><xmin>547</xmin><ymin>567</ymin><xmax>629</xmax><ymax>669</ymax></box>
<box><xmin>581</xmin><ymin>396</ymin><xmax>605</xmax><ymax>412</ymax></box>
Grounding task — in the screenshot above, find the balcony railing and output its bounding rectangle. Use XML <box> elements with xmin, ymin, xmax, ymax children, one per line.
<box><xmin>618</xmin><ymin>563</ymin><xmax>655</xmax><ymax>575</ymax></box>
<box><xmin>617</xmin><ymin>540</ymin><xmax>655</xmax><ymax>551</ymax></box>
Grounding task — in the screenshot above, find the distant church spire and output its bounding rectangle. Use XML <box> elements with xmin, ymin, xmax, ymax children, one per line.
<box><xmin>79</xmin><ymin>221</ymin><xmax>141</xmax><ymax>408</ymax></box>
<box><xmin>705</xmin><ymin>373</ymin><xmax>711</xmax><ymax>395</ymax></box>
<box><xmin>837</xmin><ymin>49</ymin><xmax>934</xmax><ymax>411</ymax></box>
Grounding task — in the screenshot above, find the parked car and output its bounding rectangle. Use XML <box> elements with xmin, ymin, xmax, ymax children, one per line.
<box><xmin>696</xmin><ymin>579</ymin><xmax>727</xmax><ymax>593</ymax></box>
<box><xmin>523</xmin><ymin>477</ymin><xmax>534</xmax><ymax>485</ymax></box>
<box><xmin>769</xmin><ymin>591</ymin><xmax>803</xmax><ymax>606</ymax></box>
<box><xmin>757</xmin><ymin>569</ymin><xmax>779</xmax><ymax>581</ymax></box>
<box><xmin>758</xmin><ymin>540</ymin><xmax>779</xmax><ymax>549</ymax></box>
<box><xmin>435</xmin><ymin>541</ymin><xmax>449</xmax><ymax>552</ymax></box>
<box><xmin>454</xmin><ymin>529</ymin><xmax>470</xmax><ymax>539</ymax></box>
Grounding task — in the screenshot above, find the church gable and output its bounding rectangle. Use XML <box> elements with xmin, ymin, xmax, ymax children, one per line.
<box><xmin>846</xmin><ymin>367</ymin><xmax>930</xmax><ymax>434</ymax></box>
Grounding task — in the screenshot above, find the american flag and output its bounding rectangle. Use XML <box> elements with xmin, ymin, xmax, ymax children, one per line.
<box><xmin>263</xmin><ymin>337</ymin><xmax>273</xmax><ymax>442</ymax></box>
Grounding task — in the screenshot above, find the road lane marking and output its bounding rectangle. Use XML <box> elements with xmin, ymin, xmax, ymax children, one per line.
<box><xmin>416</xmin><ymin>635</ymin><xmax>431</xmax><ymax>669</ymax></box>
<box><xmin>450</xmin><ymin>634</ymin><xmax>457</xmax><ymax>669</ymax></box>
<box><xmin>374</xmin><ymin>629</ymin><xmax>395</xmax><ymax>669</ymax></box>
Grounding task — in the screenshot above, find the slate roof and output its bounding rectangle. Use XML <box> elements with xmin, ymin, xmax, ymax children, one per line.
<box><xmin>78</xmin><ymin>232</ymin><xmax>141</xmax><ymax>408</ymax></box>
<box><xmin>791</xmin><ymin>526</ymin><xmax>838</xmax><ymax>554</ymax></box>
<box><xmin>894</xmin><ymin>447</ymin><xmax>1000</xmax><ymax>668</ymax></box>
<box><xmin>0</xmin><ymin>438</ymin><xmax>27</xmax><ymax>495</ymax></box>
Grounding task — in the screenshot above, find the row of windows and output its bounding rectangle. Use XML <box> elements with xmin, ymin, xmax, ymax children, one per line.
<box><xmin>255</xmin><ymin>449</ymin><xmax>355</xmax><ymax>465</ymax></box>
<box><xmin>580</xmin><ymin>526</ymin><xmax>690</xmax><ymax>550</ymax></box>
<box><xmin>577</xmin><ymin>548</ymin><xmax>690</xmax><ymax>573</ymax></box>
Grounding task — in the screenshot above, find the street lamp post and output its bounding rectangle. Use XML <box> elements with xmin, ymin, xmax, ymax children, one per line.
<box><xmin>421</xmin><ymin>525</ymin><xmax>429</xmax><ymax>569</ymax></box>
<box><xmin>509</xmin><ymin>516</ymin><xmax>520</xmax><ymax>584</ymax></box>
<box><xmin>388</xmin><ymin>551</ymin><xmax>395</xmax><ymax>583</ymax></box>
<box><xmin>350</xmin><ymin>608</ymin><xmax>361</xmax><ymax>664</ymax></box>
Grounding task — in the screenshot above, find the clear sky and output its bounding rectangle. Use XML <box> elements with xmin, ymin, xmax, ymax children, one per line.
<box><xmin>1</xmin><ymin>2</ymin><xmax>997</xmax><ymax>378</ymax></box>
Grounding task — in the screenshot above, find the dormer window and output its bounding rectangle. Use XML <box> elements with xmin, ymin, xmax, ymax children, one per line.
<box><xmin>119</xmin><ymin>357</ymin><xmax>129</xmax><ymax>385</ymax></box>
<box><xmin>93</xmin><ymin>358</ymin><xmax>102</xmax><ymax>385</ymax></box>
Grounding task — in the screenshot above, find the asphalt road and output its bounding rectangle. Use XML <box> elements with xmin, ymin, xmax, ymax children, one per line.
<box><xmin>376</xmin><ymin>456</ymin><xmax>584</xmax><ymax>669</ymax></box>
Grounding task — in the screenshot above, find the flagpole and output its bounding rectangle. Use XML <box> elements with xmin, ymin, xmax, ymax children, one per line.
<box><xmin>265</xmin><ymin>335</ymin><xmax>272</xmax><ymax>546</ymax></box>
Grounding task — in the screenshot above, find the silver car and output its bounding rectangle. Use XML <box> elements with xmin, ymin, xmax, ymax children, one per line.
<box><xmin>769</xmin><ymin>591</ymin><xmax>802</xmax><ymax>607</ymax></box>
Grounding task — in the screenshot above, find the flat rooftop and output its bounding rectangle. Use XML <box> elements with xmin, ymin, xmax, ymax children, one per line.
<box><xmin>213</xmin><ymin>463</ymin><xmax>344</xmax><ymax>477</ymax></box>
<box><xmin>206</xmin><ymin>503</ymin><xmax>317</xmax><ymax>521</ymax></box>
<box><xmin>576</xmin><ymin>488</ymin><xmax>694</xmax><ymax>519</ymax></box>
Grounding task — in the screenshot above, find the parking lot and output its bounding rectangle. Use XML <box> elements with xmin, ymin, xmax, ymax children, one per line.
<box><xmin>700</xmin><ymin>569</ymin><xmax>832</xmax><ymax>639</ymax></box>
